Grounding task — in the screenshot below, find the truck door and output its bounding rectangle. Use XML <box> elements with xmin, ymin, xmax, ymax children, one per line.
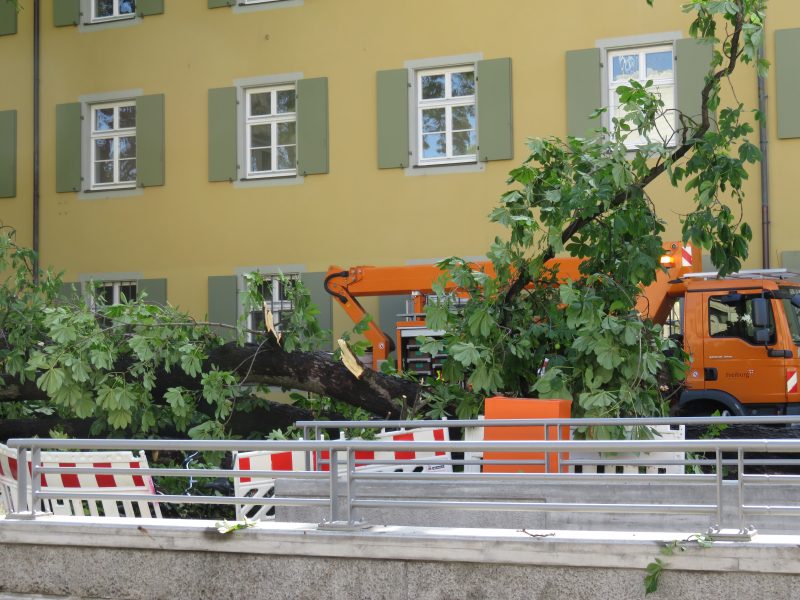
<box><xmin>701</xmin><ymin>291</ymin><xmax>787</xmax><ymax>411</ymax></box>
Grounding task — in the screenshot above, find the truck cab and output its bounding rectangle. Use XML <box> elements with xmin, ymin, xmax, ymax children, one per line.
<box><xmin>671</xmin><ymin>272</ymin><xmax>800</xmax><ymax>416</ymax></box>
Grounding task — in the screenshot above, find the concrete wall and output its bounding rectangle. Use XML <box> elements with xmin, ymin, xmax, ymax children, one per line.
<box><xmin>1</xmin><ymin>516</ymin><xmax>800</xmax><ymax>600</ymax></box>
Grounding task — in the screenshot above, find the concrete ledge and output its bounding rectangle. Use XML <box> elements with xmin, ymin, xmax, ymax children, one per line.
<box><xmin>2</xmin><ymin>517</ymin><xmax>800</xmax><ymax>599</ymax></box>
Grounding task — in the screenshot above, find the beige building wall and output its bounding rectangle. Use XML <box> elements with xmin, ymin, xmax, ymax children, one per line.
<box><xmin>1</xmin><ymin>0</ymin><xmax>799</xmax><ymax>338</ymax></box>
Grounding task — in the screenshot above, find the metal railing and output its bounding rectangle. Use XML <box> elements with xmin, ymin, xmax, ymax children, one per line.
<box><xmin>5</xmin><ymin>416</ymin><xmax>800</xmax><ymax>539</ymax></box>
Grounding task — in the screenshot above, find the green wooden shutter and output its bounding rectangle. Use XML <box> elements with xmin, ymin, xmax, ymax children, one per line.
<box><xmin>137</xmin><ymin>278</ymin><xmax>167</xmax><ymax>305</ymax></box>
<box><xmin>781</xmin><ymin>251</ymin><xmax>800</xmax><ymax>272</ymax></box>
<box><xmin>137</xmin><ymin>0</ymin><xmax>164</xmax><ymax>16</ymax></box>
<box><xmin>208</xmin><ymin>275</ymin><xmax>238</xmax><ymax>341</ymax></box>
<box><xmin>53</xmin><ymin>0</ymin><xmax>80</xmax><ymax>27</ymax></box>
<box><xmin>566</xmin><ymin>48</ymin><xmax>602</xmax><ymax>138</ymax></box>
<box><xmin>0</xmin><ymin>110</ymin><xmax>16</xmax><ymax>198</ymax></box>
<box><xmin>676</xmin><ymin>38</ymin><xmax>712</xmax><ymax>131</ymax></box>
<box><xmin>476</xmin><ymin>58</ymin><xmax>513</xmax><ymax>162</ymax></box>
<box><xmin>56</xmin><ymin>103</ymin><xmax>82</xmax><ymax>193</ymax></box>
<box><xmin>776</xmin><ymin>29</ymin><xmax>800</xmax><ymax>139</ymax></box>
<box><xmin>0</xmin><ymin>1</ymin><xmax>17</xmax><ymax>36</ymax></box>
<box><xmin>208</xmin><ymin>0</ymin><xmax>235</xmax><ymax>7</ymax></box>
<box><xmin>302</xmin><ymin>272</ymin><xmax>333</xmax><ymax>349</ymax></box>
<box><xmin>379</xmin><ymin>295</ymin><xmax>407</xmax><ymax>359</ymax></box>
<box><xmin>377</xmin><ymin>69</ymin><xmax>410</xmax><ymax>169</ymax></box>
<box><xmin>57</xmin><ymin>281</ymin><xmax>80</xmax><ymax>304</ymax></box>
<box><xmin>136</xmin><ymin>94</ymin><xmax>165</xmax><ymax>187</ymax></box>
<box><xmin>208</xmin><ymin>87</ymin><xmax>238</xmax><ymax>182</ymax></box>
<box><xmin>296</xmin><ymin>77</ymin><xmax>329</xmax><ymax>176</ymax></box>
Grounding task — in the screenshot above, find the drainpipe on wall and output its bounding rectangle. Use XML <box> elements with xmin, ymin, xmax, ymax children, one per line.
<box><xmin>758</xmin><ymin>43</ymin><xmax>770</xmax><ymax>269</ymax></box>
<box><xmin>32</xmin><ymin>0</ymin><xmax>40</xmax><ymax>282</ymax></box>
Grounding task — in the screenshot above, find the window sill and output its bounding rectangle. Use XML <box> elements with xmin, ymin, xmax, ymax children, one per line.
<box><xmin>79</xmin><ymin>186</ymin><xmax>143</xmax><ymax>201</ymax></box>
<box><xmin>404</xmin><ymin>160</ymin><xmax>485</xmax><ymax>177</ymax></box>
<box><xmin>234</xmin><ymin>174</ymin><xmax>304</xmax><ymax>189</ymax></box>
<box><xmin>233</xmin><ymin>0</ymin><xmax>303</xmax><ymax>13</ymax></box>
<box><xmin>79</xmin><ymin>15</ymin><xmax>140</xmax><ymax>32</ymax></box>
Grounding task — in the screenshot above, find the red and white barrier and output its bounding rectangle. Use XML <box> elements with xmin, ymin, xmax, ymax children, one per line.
<box><xmin>0</xmin><ymin>444</ymin><xmax>160</xmax><ymax>518</ymax></box>
<box><xmin>233</xmin><ymin>427</ymin><xmax>452</xmax><ymax>520</ymax></box>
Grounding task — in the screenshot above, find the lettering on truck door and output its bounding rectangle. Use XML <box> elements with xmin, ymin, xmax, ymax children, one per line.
<box><xmin>702</xmin><ymin>291</ymin><xmax>787</xmax><ymax>410</ymax></box>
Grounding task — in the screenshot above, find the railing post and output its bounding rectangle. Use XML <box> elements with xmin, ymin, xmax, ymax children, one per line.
<box><xmin>7</xmin><ymin>446</ymin><xmax>34</xmax><ymax>520</ymax></box>
<box><xmin>328</xmin><ymin>443</ymin><xmax>339</xmax><ymax>523</ymax></box>
<box><xmin>714</xmin><ymin>447</ymin><xmax>723</xmax><ymax>531</ymax></box>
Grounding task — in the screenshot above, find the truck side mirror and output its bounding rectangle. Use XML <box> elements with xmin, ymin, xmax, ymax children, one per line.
<box><xmin>755</xmin><ymin>328</ymin><xmax>771</xmax><ymax>344</ymax></box>
<box><xmin>752</xmin><ymin>297</ymin><xmax>769</xmax><ymax>328</ymax></box>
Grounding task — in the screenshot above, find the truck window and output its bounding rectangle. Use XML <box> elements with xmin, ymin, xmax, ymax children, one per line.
<box><xmin>708</xmin><ymin>294</ymin><xmax>775</xmax><ymax>345</ymax></box>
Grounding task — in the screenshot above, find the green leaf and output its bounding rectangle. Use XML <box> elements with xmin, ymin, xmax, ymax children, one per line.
<box><xmin>450</xmin><ymin>342</ymin><xmax>481</xmax><ymax>367</ymax></box>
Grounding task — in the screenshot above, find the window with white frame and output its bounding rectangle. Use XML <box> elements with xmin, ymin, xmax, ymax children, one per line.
<box><xmin>245</xmin><ymin>85</ymin><xmax>297</xmax><ymax>178</ymax></box>
<box><xmin>607</xmin><ymin>44</ymin><xmax>676</xmax><ymax>148</ymax></box>
<box><xmin>416</xmin><ymin>66</ymin><xmax>477</xmax><ymax>165</ymax></box>
<box><xmin>89</xmin><ymin>280</ymin><xmax>137</xmax><ymax>309</ymax></box>
<box><xmin>246</xmin><ymin>274</ymin><xmax>298</xmax><ymax>341</ymax></box>
<box><xmin>90</xmin><ymin>101</ymin><xmax>136</xmax><ymax>189</ymax></box>
<box><xmin>91</xmin><ymin>0</ymin><xmax>135</xmax><ymax>22</ymax></box>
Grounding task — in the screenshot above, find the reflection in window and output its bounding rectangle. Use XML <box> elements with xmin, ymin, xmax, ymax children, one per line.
<box><xmin>245</xmin><ymin>85</ymin><xmax>297</xmax><ymax>178</ymax></box>
<box><xmin>417</xmin><ymin>66</ymin><xmax>477</xmax><ymax>164</ymax></box>
<box><xmin>708</xmin><ymin>295</ymin><xmax>775</xmax><ymax>345</ymax></box>
<box><xmin>607</xmin><ymin>44</ymin><xmax>675</xmax><ymax>148</ymax></box>
<box><xmin>90</xmin><ymin>101</ymin><xmax>136</xmax><ymax>189</ymax></box>
<box><xmin>93</xmin><ymin>0</ymin><xmax>135</xmax><ymax>22</ymax></box>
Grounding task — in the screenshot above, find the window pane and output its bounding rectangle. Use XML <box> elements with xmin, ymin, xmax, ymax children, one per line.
<box><xmin>451</xmin><ymin>105</ymin><xmax>476</xmax><ymax>130</ymax></box>
<box><xmin>118</xmin><ymin>282</ymin><xmax>137</xmax><ymax>302</ymax></box>
<box><xmin>94</xmin><ymin>139</ymin><xmax>114</xmax><ymax>161</ymax></box>
<box><xmin>276</xmin><ymin>90</ymin><xmax>296</xmax><ymax>114</ymax></box>
<box><xmin>421</xmin><ymin>74</ymin><xmax>445</xmax><ymax>99</ymax></box>
<box><xmin>652</xmin><ymin>83</ymin><xmax>676</xmax><ymax>144</ymax></box>
<box><xmin>422</xmin><ymin>107</ymin><xmax>445</xmax><ymax>133</ymax></box>
<box><xmin>277</xmin><ymin>146</ymin><xmax>296</xmax><ymax>170</ymax></box>
<box><xmin>612</xmin><ymin>54</ymin><xmax>639</xmax><ymax>82</ymax></box>
<box><xmin>95</xmin><ymin>0</ymin><xmax>113</xmax><ymax>17</ymax></box>
<box><xmin>277</xmin><ymin>121</ymin><xmax>296</xmax><ymax>145</ymax></box>
<box><xmin>119</xmin><ymin>0</ymin><xmax>135</xmax><ymax>15</ymax></box>
<box><xmin>250</xmin><ymin>92</ymin><xmax>271</xmax><ymax>116</ymax></box>
<box><xmin>422</xmin><ymin>133</ymin><xmax>446</xmax><ymax>158</ymax></box>
<box><xmin>119</xmin><ymin>105</ymin><xmax>136</xmax><ymax>128</ymax></box>
<box><xmin>119</xmin><ymin>159</ymin><xmax>136</xmax><ymax>182</ymax></box>
<box><xmin>251</xmin><ymin>148</ymin><xmax>272</xmax><ymax>172</ymax></box>
<box><xmin>119</xmin><ymin>136</ymin><xmax>136</xmax><ymax>159</ymax></box>
<box><xmin>95</xmin><ymin>108</ymin><xmax>114</xmax><ymax>131</ymax></box>
<box><xmin>451</xmin><ymin>71</ymin><xmax>475</xmax><ymax>97</ymax></box>
<box><xmin>98</xmin><ymin>284</ymin><xmax>114</xmax><ymax>305</ymax></box>
<box><xmin>251</xmin><ymin>124</ymin><xmax>271</xmax><ymax>147</ymax></box>
<box><xmin>646</xmin><ymin>50</ymin><xmax>673</xmax><ymax>79</ymax></box>
<box><xmin>95</xmin><ymin>161</ymin><xmax>114</xmax><ymax>184</ymax></box>
<box><xmin>452</xmin><ymin>131</ymin><xmax>477</xmax><ymax>156</ymax></box>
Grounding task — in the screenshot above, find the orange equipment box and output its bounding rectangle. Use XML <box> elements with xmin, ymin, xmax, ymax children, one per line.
<box><xmin>483</xmin><ymin>397</ymin><xmax>572</xmax><ymax>473</ymax></box>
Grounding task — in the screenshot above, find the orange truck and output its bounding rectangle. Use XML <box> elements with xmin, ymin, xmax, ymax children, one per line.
<box><xmin>325</xmin><ymin>243</ymin><xmax>800</xmax><ymax>417</ymax></box>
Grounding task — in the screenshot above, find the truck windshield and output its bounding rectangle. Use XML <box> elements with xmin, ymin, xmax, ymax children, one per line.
<box><xmin>777</xmin><ymin>287</ymin><xmax>800</xmax><ymax>345</ymax></box>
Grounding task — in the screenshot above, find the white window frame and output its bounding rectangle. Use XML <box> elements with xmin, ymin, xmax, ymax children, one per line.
<box><xmin>245</xmin><ymin>274</ymin><xmax>299</xmax><ymax>342</ymax></box>
<box><xmin>89</xmin><ymin>100</ymin><xmax>137</xmax><ymax>190</ymax></box>
<box><xmin>597</xmin><ymin>32</ymin><xmax>682</xmax><ymax>150</ymax></box>
<box><xmin>414</xmin><ymin>64</ymin><xmax>477</xmax><ymax>166</ymax></box>
<box><xmin>90</xmin><ymin>0</ymin><xmax>136</xmax><ymax>23</ymax></box>
<box><xmin>244</xmin><ymin>84</ymin><xmax>298</xmax><ymax>179</ymax></box>
<box><xmin>85</xmin><ymin>279</ymin><xmax>138</xmax><ymax>311</ymax></box>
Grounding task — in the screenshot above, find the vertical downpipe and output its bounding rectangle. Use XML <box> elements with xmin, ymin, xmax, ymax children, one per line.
<box><xmin>758</xmin><ymin>43</ymin><xmax>770</xmax><ymax>269</ymax></box>
<box><xmin>32</xmin><ymin>0</ymin><xmax>40</xmax><ymax>282</ymax></box>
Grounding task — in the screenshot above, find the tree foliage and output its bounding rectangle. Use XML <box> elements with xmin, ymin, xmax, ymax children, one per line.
<box><xmin>420</xmin><ymin>0</ymin><xmax>766</xmax><ymax>424</ymax></box>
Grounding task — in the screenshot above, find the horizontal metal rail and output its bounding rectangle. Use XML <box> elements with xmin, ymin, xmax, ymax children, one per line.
<box><xmin>6</xmin><ymin>427</ymin><xmax>800</xmax><ymax>538</ymax></box>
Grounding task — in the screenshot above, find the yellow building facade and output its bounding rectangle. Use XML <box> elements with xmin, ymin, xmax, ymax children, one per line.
<box><xmin>1</xmin><ymin>0</ymin><xmax>800</xmax><ymax>345</ymax></box>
